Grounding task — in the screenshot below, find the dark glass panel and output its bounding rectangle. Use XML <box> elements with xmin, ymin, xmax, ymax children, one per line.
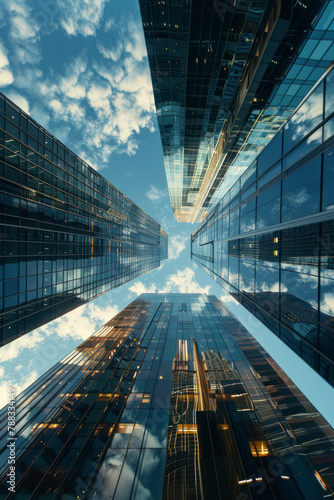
<box><xmin>322</xmin><ymin>146</ymin><xmax>334</xmax><ymax>211</ymax></box>
<box><xmin>283</xmin><ymin>81</ymin><xmax>324</xmax><ymax>153</ymax></box>
<box><xmin>282</xmin><ymin>156</ymin><xmax>321</xmax><ymax>222</ymax></box>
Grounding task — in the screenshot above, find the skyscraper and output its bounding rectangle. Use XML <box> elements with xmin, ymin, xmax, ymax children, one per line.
<box><xmin>0</xmin><ymin>92</ymin><xmax>168</xmax><ymax>347</ymax></box>
<box><xmin>192</xmin><ymin>65</ymin><xmax>334</xmax><ymax>386</ymax></box>
<box><xmin>1</xmin><ymin>293</ymin><xmax>333</xmax><ymax>498</ymax></box>
<box><xmin>140</xmin><ymin>0</ymin><xmax>334</xmax><ymax>222</ymax></box>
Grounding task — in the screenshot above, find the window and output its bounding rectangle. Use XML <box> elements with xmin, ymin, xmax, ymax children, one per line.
<box><xmin>322</xmin><ymin>147</ymin><xmax>334</xmax><ymax>211</ymax></box>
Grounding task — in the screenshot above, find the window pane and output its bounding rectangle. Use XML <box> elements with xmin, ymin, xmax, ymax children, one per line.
<box><xmin>282</xmin><ymin>157</ymin><xmax>321</xmax><ymax>222</ymax></box>
<box><xmin>283</xmin><ymin>82</ymin><xmax>323</xmax><ymax>153</ymax></box>
<box><xmin>322</xmin><ymin>147</ymin><xmax>334</xmax><ymax>211</ymax></box>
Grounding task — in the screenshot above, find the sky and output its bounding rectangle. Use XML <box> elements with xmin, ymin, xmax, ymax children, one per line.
<box><xmin>0</xmin><ymin>0</ymin><xmax>333</xmax><ymax>427</ymax></box>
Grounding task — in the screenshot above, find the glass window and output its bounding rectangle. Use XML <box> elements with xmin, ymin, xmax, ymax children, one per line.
<box><xmin>324</xmin><ymin>115</ymin><xmax>334</xmax><ymax>141</ymax></box>
<box><xmin>325</xmin><ymin>69</ymin><xmax>334</xmax><ymax>117</ymax></box>
<box><xmin>257</xmin><ymin>161</ymin><xmax>281</xmax><ymax>189</ymax></box>
<box><xmin>240</xmin><ymin>210</ymin><xmax>255</xmax><ymax>233</ymax></box>
<box><xmin>240</xmin><ymin>259</ymin><xmax>255</xmax><ymax>293</ymax></box>
<box><xmin>256</xmin><ymin>183</ymin><xmax>280</xmax><ymax>229</ymax></box>
<box><xmin>282</xmin><ymin>156</ymin><xmax>321</xmax><ymax>222</ymax></box>
<box><xmin>28</xmin><ymin>121</ymin><xmax>39</xmax><ymax>140</ymax></box>
<box><xmin>255</xmin><ymin>265</ymin><xmax>280</xmax><ymax>317</ymax></box>
<box><xmin>257</xmin><ymin>130</ymin><xmax>282</xmax><ymax>176</ymax></box>
<box><xmin>6</xmin><ymin>104</ymin><xmax>19</xmax><ymax>126</ymax></box>
<box><xmin>282</xmin><ymin>127</ymin><xmax>322</xmax><ymax>170</ymax></box>
<box><xmin>280</xmin><ymin>270</ymin><xmax>319</xmax><ymax>346</ymax></box>
<box><xmin>322</xmin><ymin>146</ymin><xmax>334</xmax><ymax>211</ymax></box>
<box><xmin>319</xmin><ymin>277</ymin><xmax>334</xmax><ymax>362</ymax></box>
<box><xmin>240</xmin><ymin>160</ymin><xmax>257</xmax><ymax>191</ymax></box>
<box><xmin>283</xmin><ymin>81</ymin><xmax>323</xmax><ymax>153</ymax></box>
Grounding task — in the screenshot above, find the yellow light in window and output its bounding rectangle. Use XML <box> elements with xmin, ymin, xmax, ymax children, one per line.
<box><xmin>274</xmin><ymin>250</ymin><xmax>278</xmax><ymax>256</ymax></box>
<box><xmin>274</xmin><ymin>237</ymin><xmax>279</xmax><ymax>243</ymax></box>
<box><xmin>249</xmin><ymin>441</ymin><xmax>269</xmax><ymax>457</ymax></box>
<box><xmin>314</xmin><ymin>470</ymin><xmax>327</xmax><ymax>490</ymax></box>
<box><xmin>177</xmin><ymin>425</ymin><xmax>197</xmax><ymax>433</ymax></box>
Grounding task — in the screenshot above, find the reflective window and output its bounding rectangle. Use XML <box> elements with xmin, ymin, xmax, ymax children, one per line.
<box><xmin>283</xmin><ymin>81</ymin><xmax>323</xmax><ymax>153</ymax></box>
<box><xmin>322</xmin><ymin>147</ymin><xmax>334</xmax><ymax>211</ymax></box>
<box><xmin>325</xmin><ymin>65</ymin><xmax>334</xmax><ymax>117</ymax></box>
<box><xmin>282</xmin><ymin>156</ymin><xmax>321</xmax><ymax>222</ymax></box>
<box><xmin>257</xmin><ymin>130</ymin><xmax>283</xmax><ymax>176</ymax></box>
<box><xmin>256</xmin><ymin>183</ymin><xmax>280</xmax><ymax>229</ymax></box>
<box><xmin>283</xmin><ymin>127</ymin><xmax>322</xmax><ymax>170</ymax></box>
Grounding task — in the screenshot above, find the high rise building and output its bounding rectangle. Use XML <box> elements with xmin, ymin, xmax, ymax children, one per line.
<box><xmin>1</xmin><ymin>293</ymin><xmax>333</xmax><ymax>499</ymax></box>
<box><xmin>140</xmin><ymin>0</ymin><xmax>334</xmax><ymax>222</ymax></box>
<box><xmin>0</xmin><ymin>93</ymin><xmax>168</xmax><ymax>347</ymax></box>
<box><xmin>191</xmin><ymin>65</ymin><xmax>334</xmax><ymax>386</ymax></box>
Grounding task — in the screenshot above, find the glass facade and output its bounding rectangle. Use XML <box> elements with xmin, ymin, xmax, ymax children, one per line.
<box><xmin>0</xmin><ymin>293</ymin><xmax>333</xmax><ymax>498</ymax></box>
<box><xmin>140</xmin><ymin>0</ymin><xmax>331</xmax><ymax>222</ymax></box>
<box><xmin>0</xmin><ymin>93</ymin><xmax>168</xmax><ymax>347</ymax></box>
<box><xmin>192</xmin><ymin>66</ymin><xmax>334</xmax><ymax>386</ymax></box>
<box><xmin>208</xmin><ymin>0</ymin><xmax>334</xmax><ymax>214</ymax></box>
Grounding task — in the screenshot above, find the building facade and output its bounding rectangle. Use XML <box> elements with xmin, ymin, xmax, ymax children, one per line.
<box><xmin>192</xmin><ymin>66</ymin><xmax>334</xmax><ymax>386</ymax></box>
<box><xmin>0</xmin><ymin>93</ymin><xmax>168</xmax><ymax>347</ymax></box>
<box><xmin>140</xmin><ymin>0</ymin><xmax>334</xmax><ymax>222</ymax></box>
<box><xmin>0</xmin><ymin>293</ymin><xmax>333</xmax><ymax>499</ymax></box>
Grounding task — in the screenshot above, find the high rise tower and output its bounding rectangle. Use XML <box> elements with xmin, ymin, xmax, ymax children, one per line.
<box><xmin>0</xmin><ymin>93</ymin><xmax>168</xmax><ymax>347</ymax></box>
<box><xmin>140</xmin><ymin>0</ymin><xmax>334</xmax><ymax>221</ymax></box>
<box><xmin>0</xmin><ymin>294</ymin><xmax>333</xmax><ymax>498</ymax></box>
<box><xmin>192</xmin><ymin>65</ymin><xmax>334</xmax><ymax>386</ymax></box>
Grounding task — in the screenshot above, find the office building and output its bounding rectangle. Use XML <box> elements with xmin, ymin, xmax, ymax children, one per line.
<box><xmin>0</xmin><ymin>293</ymin><xmax>333</xmax><ymax>498</ymax></box>
<box><xmin>0</xmin><ymin>93</ymin><xmax>168</xmax><ymax>347</ymax></box>
<box><xmin>192</xmin><ymin>66</ymin><xmax>334</xmax><ymax>386</ymax></box>
<box><xmin>140</xmin><ymin>0</ymin><xmax>334</xmax><ymax>222</ymax></box>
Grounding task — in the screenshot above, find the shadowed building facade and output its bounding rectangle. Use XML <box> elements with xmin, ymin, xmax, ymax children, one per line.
<box><xmin>0</xmin><ymin>294</ymin><xmax>333</xmax><ymax>499</ymax></box>
<box><xmin>191</xmin><ymin>66</ymin><xmax>334</xmax><ymax>386</ymax></box>
<box><xmin>140</xmin><ymin>0</ymin><xmax>334</xmax><ymax>222</ymax></box>
<box><xmin>0</xmin><ymin>93</ymin><xmax>168</xmax><ymax>347</ymax></box>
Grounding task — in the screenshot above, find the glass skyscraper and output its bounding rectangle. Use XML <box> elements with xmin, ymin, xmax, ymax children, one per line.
<box><xmin>0</xmin><ymin>93</ymin><xmax>168</xmax><ymax>347</ymax></box>
<box><xmin>192</xmin><ymin>66</ymin><xmax>334</xmax><ymax>386</ymax></box>
<box><xmin>0</xmin><ymin>293</ymin><xmax>333</xmax><ymax>499</ymax></box>
<box><xmin>140</xmin><ymin>0</ymin><xmax>334</xmax><ymax>222</ymax></box>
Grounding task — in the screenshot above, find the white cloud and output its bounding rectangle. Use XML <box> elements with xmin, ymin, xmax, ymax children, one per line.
<box><xmin>124</xmin><ymin>21</ymin><xmax>147</xmax><ymax>62</ymax></box>
<box><xmin>146</xmin><ymin>185</ymin><xmax>168</xmax><ymax>202</ymax></box>
<box><xmin>57</xmin><ymin>0</ymin><xmax>110</xmax><ymax>37</ymax></box>
<box><xmin>5</xmin><ymin>91</ymin><xmax>29</xmax><ymax>113</ymax></box>
<box><xmin>87</xmin><ymin>83</ymin><xmax>112</xmax><ymax>112</ymax></box>
<box><xmin>0</xmin><ymin>371</ymin><xmax>38</xmax><ymax>410</ymax></box>
<box><xmin>128</xmin><ymin>282</ymin><xmax>158</xmax><ymax>296</ymax></box>
<box><xmin>219</xmin><ymin>294</ymin><xmax>238</xmax><ymax>306</ymax></box>
<box><xmin>0</xmin><ymin>42</ymin><xmax>14</xmax><ymax>87</ymax></box>
<box><xmin>38</xmin><ymin>301</ymin><xmax>119</xmax><ymax>341</ymax></box>
<box><xmin>128</xmin><ymin>268</ymin><xmax>210</xmax><ymax>297</ymax></box>
<box><xmin>97</xmin><ymin>41</ymin><xmax>123</xmax><ymax>62</ymax></box>
<box><xmin>169</xmin><ymin>235</ymin><xmax>188</xmax><ymax>260</ymax></box>
<box><xmin>2</xmin><ymin>13</ymin><xmax>155</xmax><ymax>168</ymax></box>
<box><xmin>0</xmin><ymin>330</ymin><xmax>45</xmax><ymax>364</ymax></box>
<box><xmin>4</xmin><ymin>0</ymin><xmax>41</xmax><ymax>64</ymax></box>
<box><xmin>320</xmin><ymin>292</ymin><xmax>334</xmax><ymax>316</ymax></box>
<box><xmin>0</xmin><ymin>302</ymin><xmax>119</xmax><ymax>365</ymax></box>
<box><xmin>161</xmin><ymin>268</ymin><xmax>211</xmax><ymax>294</ymax></box>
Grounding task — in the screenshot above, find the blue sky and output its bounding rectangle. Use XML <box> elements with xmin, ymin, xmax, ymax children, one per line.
<box><xmin>0</xmin><ymin>0</ymin><xmax>333</xmax><ymax>426</ymax></box>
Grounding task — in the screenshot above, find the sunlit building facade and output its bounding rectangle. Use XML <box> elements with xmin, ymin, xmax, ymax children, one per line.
<box><xmin>0</xmin><ymin>293</ymin><xmax>333</xmax><ymax>499</ymax></box>
<box><xmin>0</xmin><ymin>93</ymin><xmax>168</xmax><ymax>347</ymax></box>
<box><xmin>140</xmin><ymin>0</ymin><xmax>334</xmax><ymax>222</ymax></box>
<box><xmin>192</xmin><ymin>66</ymin><xmax>334</xmax><ymax>386</ymax></box>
